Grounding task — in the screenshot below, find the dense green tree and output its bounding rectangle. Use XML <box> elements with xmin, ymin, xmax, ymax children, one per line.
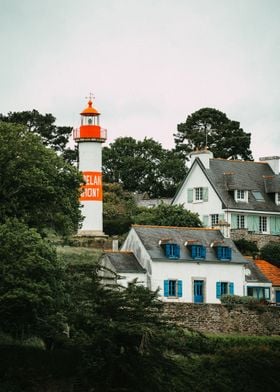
<box><xmin>133</xmin><ymin>203</ymin><xmax>202</xmax><ymax>227</ymax></box>
<box><xmin>103</xmin><ymin>182</ymin><xmax>137</xmax><ymax>235</ymax></box>
<box><xmin>0</xmin><ymin>219</ymin><xmax>66</xmax><ymax>341</ymax></box>
<box><xmin>0</xmin><ymin>121</ymin><xmax>82</xmax><ymax>237</ymax></box>
<box><xmin>103</xmin><ymin>137</ymin><xmax>186</xmax><ymax>197</ymax></box>
<box><xmin>0</xmin><ymin>110</ymin><xmax>75</xmax><ymax>160</ymax></box>
<box><xmin>260</xmin><ymin>242</ymin><xmax>280</xmax><ymax>267</ymax></box>
<box><xmin>64</xmin><ymin>260</ymin><xmax>189</xmax><ymax>392</ymax></box>
<box><xmin>174</xmin><ymin>107</ymin><xmax>253</xmax><ymax>160</ymax></box>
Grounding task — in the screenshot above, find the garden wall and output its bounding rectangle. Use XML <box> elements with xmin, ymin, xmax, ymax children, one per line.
<box><xmin>163</xmin><ymin>303</ymin><xmax>280</xmax><ymax>335</ymax></box>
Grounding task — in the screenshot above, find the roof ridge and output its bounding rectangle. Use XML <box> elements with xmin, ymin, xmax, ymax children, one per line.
<box><xmin>211</xmin><ymin>158</ymin><xmax>268</xmax><ymax>165</ymax></box>
<box><xmin>132</xmin><ymin>224</ymin><xmax>218</xmax><ymax>231</ymax></box>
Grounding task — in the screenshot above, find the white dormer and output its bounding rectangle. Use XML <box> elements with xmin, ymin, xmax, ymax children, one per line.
<box><xmin>234</xmin><ymin>189</ymin><xmax>248</xmax><ymax>203</ymax></box>
<box><xmin>189</xmin><ymin>149</ymin><xmax>214</xmax><ymax>169</ymax></box>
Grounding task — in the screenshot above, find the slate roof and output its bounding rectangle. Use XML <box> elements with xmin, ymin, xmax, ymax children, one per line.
<box><xmin>203</xmin><ymin>159</ymin><xmax>280</xmax><ymax>212</ymax></box>
<box><xmin>245</xmin><ymin>258</ymin><xmax>271</xmax><ymax>283</ymax></box>
<box><xmin>254</xmin><ymin>259</ymin><xmax>280</xmax><ymax>286</ymax></box>
<box><xmin>105</xmin><ymin>252</ymin><xmax>146</xmax><ymax>273</ymax></box>
<box><xmin>132</xmin><ymin>225</ymin><xmax>247</xmax><ymax>264</ymax></box>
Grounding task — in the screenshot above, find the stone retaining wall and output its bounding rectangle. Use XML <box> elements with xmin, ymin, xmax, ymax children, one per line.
<box><xmin>230</xmin><ymin>229</ymin><xmax>280</xmax><ymax>248</ymax></box>
<box><xmin>163</xmin><ymin>303</ymin><xmax>280</xmax><ymax>335</ymax></box>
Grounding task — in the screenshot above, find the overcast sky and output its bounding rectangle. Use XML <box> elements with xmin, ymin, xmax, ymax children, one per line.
<box><xmin>1</xmin><ymin>0</ymin><xmax>279</xmax><ymax>160</ymax></box>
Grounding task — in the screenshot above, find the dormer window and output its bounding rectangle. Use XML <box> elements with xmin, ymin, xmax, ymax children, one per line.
<box><xmin>191</xmin><ymin>245</ymin><xmax>206</xmax><ymax>260</ymax></box>
<box><xmin>159</xmin><ymin>240</ymin><xmax>180</xmax><ymax>259</ymax></box>
<box><xmin>234</xmin><ymin>190</ymin><xmax>248</xmax><ymax>202</ymax></box>
<box><xmin>216</xmin><ymin>246</ymin><xmax>232</xmax><ymax>261</ymax></box>
<box><xmin>276</xmin><ymin>193</ymin><xmax>280</xmax><ymax>205</ymax></box>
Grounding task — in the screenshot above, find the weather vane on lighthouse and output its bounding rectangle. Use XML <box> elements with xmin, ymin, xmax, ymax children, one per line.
<box><xmin>73</xmin><ymin>95</ymin><xmax>107</xmax><ymax>237</ymax></box>
<box><xmin>85</xmin><ymin>92</ymin><xmax>95</xmax><ymax>101</ymax></box>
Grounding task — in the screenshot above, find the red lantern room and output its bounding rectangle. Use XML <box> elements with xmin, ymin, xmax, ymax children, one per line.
<box><xmin>73</xmin><ymin>98</ymin><xmax>107</xmax><ymax>141</ymax></box>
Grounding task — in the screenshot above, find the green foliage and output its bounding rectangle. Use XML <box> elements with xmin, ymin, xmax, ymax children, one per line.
<box><xmin>220</xmin><ymin>294</ymin><xmax>259</xmax><ymax>305</ymax></box>
<box><xmin>103</xmin><ymin>182</ymin><xmax>137</xmax><ymax>235</ymax></box>
<box><xmin>0</xmin><ymin>219</ymin><xmax>66</xmax><ymax>341</ymax></box>
<box><xmin>234</xmin><ymin>238</ymin><xmax>259</xmax><ymax>256</ymax></box>
<box><xmin>0</xmin><ymin>122</ymin><xmax>82</xmax><ymax>237</ymax></box>
<box><xmin>62</xmin><ymin>263</ymin><xmax>189</xmax><ymax>391</ymax></box>
<box><xmin>0</xmin><ymin>109</ymin><xmax>76</xmax><ymax>161</ymax></box>
<box><xmin>133</xmin><ymin>203</ymin><xmax>202</xmax><ymax>227</ymax></box>
<box><xmin>103</xmin><ymin>137</ymin><xmax>186</xmax><ymax>197</ymax></box>
<box><xmin>175</xmin><ymin>107</ymin><xmax>253</xmax><ymax>160</ymax></box>
<box><xmin>260</xmin><ymin>242</ymin><xmax>280</xmax><ymax>267</ymax></box>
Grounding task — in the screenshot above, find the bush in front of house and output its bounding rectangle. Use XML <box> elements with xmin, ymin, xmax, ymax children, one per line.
<box><xmin>220</xmin><ymin>295</ymin><xmax>259</xmax><ymax>305</ymax></box>
<box><xmin>260</xmin><ymin>242</ymin><xmax>280</xmax><ymax>267</ymax></box>
<box><xmin>233</xmin><ymin>239</ymin><xmax>259</xmax><ymax>256</ymax></box>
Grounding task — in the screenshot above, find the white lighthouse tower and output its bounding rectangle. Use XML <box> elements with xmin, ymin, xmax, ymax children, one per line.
<box><xmin>73</xmin><ymin>96</ymin><xmax>107</xmax><ymax>236</ymax></box>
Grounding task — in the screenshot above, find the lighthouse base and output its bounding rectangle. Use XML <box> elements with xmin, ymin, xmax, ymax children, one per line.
<box><xmin>76</xmin><ymin>229</ymin><xmax>108</xmax><ymax>238</ymax></box>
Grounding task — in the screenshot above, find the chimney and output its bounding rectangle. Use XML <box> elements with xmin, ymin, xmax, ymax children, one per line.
<box><xmin>259</xmin><ymin>156</ymin><xmax>280</xmax><ymax>175</ymax></box>
<box><xmin>189</xmin><ymin>149</ymin><xmax>214</xmax><ymax>169</ymax></box>
<box><xmin>112</xmin><ymin>237</ymin><xmax>119</xmax><ymax>251</ymax></box>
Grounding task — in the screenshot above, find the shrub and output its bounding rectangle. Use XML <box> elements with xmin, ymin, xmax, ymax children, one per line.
<box><xmin>234</xmin><ymin>239</ymin><xmax>258</xmax><ymax>256</ymax></box>
<box><xmin>220</xmin><ymin>295</ymin><xmax>259</xmax><ymax>305</ymax></box>
<box><xmin>260</xmin><ymin>242</ymin><xmax>280</xmax><ymax>267</ymax></box>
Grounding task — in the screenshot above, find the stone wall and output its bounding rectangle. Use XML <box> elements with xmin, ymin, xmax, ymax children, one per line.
<box><xmin>163</xmin><ymin>303</ymin><xmax>280</xmax><ymax>335</ymax></box>
<box><xmin>230</xmin><ymin>229</ymin><xmax>280</xmax><ymax>249</ymax></box>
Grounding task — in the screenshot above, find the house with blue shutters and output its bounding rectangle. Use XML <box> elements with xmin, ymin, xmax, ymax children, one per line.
<box><xmin>172</xmin><ymin>150</ymin><xmax>280</xmax><ymax>243</ymax></box>
<box><xmin>101</xmin><ymin>225</ymin><xmax>248</xmax><ymax>304</ymax></box>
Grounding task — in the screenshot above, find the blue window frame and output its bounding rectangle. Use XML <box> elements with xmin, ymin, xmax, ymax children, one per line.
<box><xmin>164</xmin><ymin>280</ymin><xmax>182</xmax><ymax>297</ymax></box>
<box><xmin>164</xmin><ymin>243</ymin><xmax>180</xmax><ymax>259</ymax></box>
<box><xmin>216</xmin><ymin>282</ymin><xmax>234</xmax><ymax>298</ymax></box>
<box><xmin>191</xmin><ymin>245</ymin><xmax>206</xmax><ymax>260</ymax></box>
<box><xmin>216</xmin><ymin>246</ymin><xmax>232</xmax><ymax>261</ymax></box>
<box><xmin>247</xmin><ymin>286</ymin><xmax>270</xmax><ymax>300</ymax></box>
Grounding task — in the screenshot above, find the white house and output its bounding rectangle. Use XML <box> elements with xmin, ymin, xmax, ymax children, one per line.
<box><xmin>172</xmin><ymin>150</ymin><xmax>280</xmax><ymax>238</ymax></box>
<box><xmin>100</xmin><ymin>225</ymin><xmax>248</xmax><ymax>304</ymax></box>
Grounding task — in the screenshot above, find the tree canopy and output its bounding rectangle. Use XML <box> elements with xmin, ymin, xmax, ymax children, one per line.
<box><xmin>103</xmin><ymin>182</ymin><xmax>137</xmax><ymax>235</ymax></box>
<box><xmin>174</xmin><ymin>108</ymin><xmax>253</xmax><ymax>160</ymax></box>
<box><xmin>133</xmin><ymin>203</ymin><xmax>202</xmax><ymax>227</ymax></box>
<box><xmin>260</xmin><ymin>242</ymin><xmax>280</xmax><ymax>267</ymax></box>
<box><xmin>0</xmin><ymin>219</ymin><xmax>66</xmax><ymax>341</ymax></box>
<box><xmin>0</xmin><ymin>121</ymin><xmax>82</xmax><ymax>237</ymax></box>
<box><xmin>103</xmin><ymin>137</ymin><xmax>186</xmax><ymax>197</ymax></box>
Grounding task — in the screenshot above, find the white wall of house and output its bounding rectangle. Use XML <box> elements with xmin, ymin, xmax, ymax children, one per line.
<box><xmin>151</xmin><ymin>261</ymin><xmax>245</xmax><ymax>304</ymax></box>
<box><xmin>117</xmin><ymin>272</ymin><xmax>147</xmax><ymax>288</ymax></box>
<box><xmin>121</xmin><ymin>228</ymin><xmax>153</xmax><ymax>288</ymax></box>
<box><xmin>173</xmin><ymin>162</ymin><xmax>224</xmax><ymax>225</ymax></box>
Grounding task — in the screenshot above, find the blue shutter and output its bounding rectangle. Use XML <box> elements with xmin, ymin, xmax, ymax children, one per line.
<box><xmin>201</xmin><ymin>246</ymin><xmax>206</xmax><ymax>259</ymax></box>
<box><xmin>177</xmin><ymin>280</ymin><xmax>183</xmax><ymax>297</ymax></box>
<box><xmin>203</xmin><ymin>187</ymin><xmax>208</xmax><ymax>202</ymax></box>
<box><xmin>216</xmin><ymin>282</ymin><xmax>221</xmax><ymax>298</ymax></box>
<box><xmin>229</xmin><ymin>282</ymin><xmax>234</xmax><ymax>295</ymax></box>
<box><xmin>164</xmin><ymin>280</ymin><xmax>169</xmax><ymax>297</ymax></box>
<box><xmin>174</xmin><ymin>244</ymin><xmax>180</xmax><ymax>259</ymax></box>
<box><xmin>202</xmin><ymin>215</ymin><xmax>209</xmax><ymax>227</ymax></box>
<box><xmin>187</xmin><ymin>188</ymin><xmax>193</xmax><ymax>203</ymax></box>
<box><xmin>226</xmin><ymin>247</ymin><xmax>232</xmax><ymax>260</ymax></box>
<box><xmin>191</xmin><ymin>245</ymin><xmax>196</xmax><ymax>258</ymax></box>
<box><xmin>231</xmin><ymin>214</ymin><xmax>238</xmax><ymax>229</ymax></box>
<box><xmin>217</xmin><ymin>246</ymin><xmax>222</xmax><ymax>260</ymax></box>
<box><xmin>165</xmin><ymin>244</ymin><xmax>171</xmax><ymax>258</ymax></box>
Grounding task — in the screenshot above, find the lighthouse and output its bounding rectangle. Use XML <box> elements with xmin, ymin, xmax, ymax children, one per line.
<box><xmin>73</xmin><ymin>96</ymin><xmax>107</xmax><ymax>236</ymax></box>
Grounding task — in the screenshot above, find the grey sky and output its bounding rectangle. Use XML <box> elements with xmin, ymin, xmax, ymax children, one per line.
<box><xmin>1</xmin><ymin>0</ymin><xmax>279</xmax><ymax>159</ymax></box>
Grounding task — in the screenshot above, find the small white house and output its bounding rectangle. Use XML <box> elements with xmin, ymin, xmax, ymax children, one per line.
<box><xmin>101</xmin><ymin>225</ymin><xmax>248</xmax><ymax>304</ymax></box>
<box><xmin>172</xmin><ymin>150</ymin><xmax>280</xmax><ymax>238</ymax></box>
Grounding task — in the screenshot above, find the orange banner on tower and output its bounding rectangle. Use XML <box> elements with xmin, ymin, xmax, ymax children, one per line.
<box><xmin>80</xmin><ymin>171</ymin><xmax>102</xmax><ymax>201</ymax></box>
